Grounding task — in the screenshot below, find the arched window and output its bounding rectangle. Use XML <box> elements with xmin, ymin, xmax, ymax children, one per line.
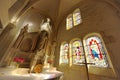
<box><xmin>59</xmin><ymin>34</ymin><xmax>115</xmax><ymax>77</ymax></box>
<box><xmin>60</xmin><ymin>42</ymin><xmax>69</xmax><ymax>64</ymax></box>
<box><xmin>71</xmin><ymin>40</ymin><xmax>85</xmax><ymax>65</ymax></box>
<box><xmin>73</xmin><ymin>8</ymin><xmax>82</xmax><ymax>26</ymax></box>
<box><xmin>84</xmin><ymin>35</ymin><xmax>108</xmax><ymax>67</ymax></box>
<box><xmin>66</xmin><ymin>8</ymin><xmax>82</xmax><ymax>30</ymax></box>
<box><xmin>66</xmin><ymin>14</ymin><xmax>73</xmax><ymax>30</ymax></box>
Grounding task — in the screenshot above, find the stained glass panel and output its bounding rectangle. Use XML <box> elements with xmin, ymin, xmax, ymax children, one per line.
<box><xmin>66</xmin><ymin>17</ymin><xmax>73</xmax><ymax>30</ymax></box>
<box><xmin>85</xmin><ymin>36</ymin><xmax>108</xmax><ymax>67</ymax></box>
<box><xmin>72</xmin><ymin>40</ymin><xmax>85</xmax><ymax>65</ymax></box>
<box><xmin>60</xmin><ymin>43</ymin><xmax>69</xmax><ymax>64</ymax></box>
<box><xmin>73</xmin><ymin>11</ymin><xmax>81</xmax><ymax>26</ymax></box>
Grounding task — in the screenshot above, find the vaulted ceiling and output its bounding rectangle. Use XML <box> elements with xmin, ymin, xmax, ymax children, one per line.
<box><xmin>1</xmin><ymin>0</ymin><xmax>120</xmax><ymax>32</ymax></box>
<box><xmin>7</xmin><ymin>0</ymin><xmax>84</xmax><ymax>31</ymax></box>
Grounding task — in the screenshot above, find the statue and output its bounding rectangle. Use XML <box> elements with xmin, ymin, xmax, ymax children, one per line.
<box><xmin>37</xmin><ymin>30</ymin><xmax>48</xmax><ymax>51</ymax></box>
<box><xmin>40</xmin><ymin>18</ymin><xmax>51</xmax><ymax>32</ymax></box>
<box><xmin>30</xmin><ymin>18</ymin><xmax>51</xmax><ymax>72</ymax></box>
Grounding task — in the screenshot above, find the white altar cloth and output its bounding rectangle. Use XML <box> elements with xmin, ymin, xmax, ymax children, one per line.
<box><xmin>0</xmin><ymin>68</ymin><xmax>63</xmax><ymax>80</ymax></box>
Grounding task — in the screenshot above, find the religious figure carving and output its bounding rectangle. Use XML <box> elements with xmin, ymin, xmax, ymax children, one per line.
<box><xmin>30</xmin><ymin>18</ymin><xmax>52</xmax><ymax>72</ymax></box>
<box><xmin>40</xmin><ymin>18</ymin><xmax>51</xmax><ymax>32</ymax></box>
<box><xmin>37</xmin><ymin>30</ymin><xmax>48</xmax><ymax>51</ymax></box>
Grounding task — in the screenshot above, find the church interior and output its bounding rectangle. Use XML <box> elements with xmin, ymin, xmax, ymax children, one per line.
<box><xmin>0</xmin><ymin>0</ymin><xmax>120</xmax><ymax>80</ymax></box>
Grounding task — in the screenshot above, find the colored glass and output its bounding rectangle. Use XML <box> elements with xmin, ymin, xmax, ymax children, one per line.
<box><xmin>73</xmin><ymin>12</ymin><xmax>81</xmax><ymax>26</ymax></box>
<box><xmin>72</xmin><ymin>40</ymin><xmax>85</xmax><ymax>65</ymax></box>
<box><xmin>85</xmin><ymin>36</ymin><xmax>108</xmax><ymax>67</ymax></box>
<box><xmin>60</xmin><ymin>43</ymin><xmax>69</xmax><ymax>63</ymax></box>
<box><xmin>66</xmin><ymin>17</ymin><xmax>73</xmax><ymax>30</ymax></box>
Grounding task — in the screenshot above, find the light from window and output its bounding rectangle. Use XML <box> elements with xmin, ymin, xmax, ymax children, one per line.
<box><xmin>66</xmin><ymin>16</ymin><xmax>73</xmax><ymax>30</ymax></box>
<box><xmin>66</xmin><ymin>8</ymin><xmax>82</xmax><ymax>30</ymax></box>
<box><xmin>60</xmin><ymin>43</ymin><xmax>69</xmax><ymax>64</ymax></box>
<box><xmin>73</xmin><ymin>9</ymin><xmax>81</xmax><ymax>26</ymax></box>
<box><xmin>84</xmin><ymin>36</ymin><xmax>108</xmax><ymax>67</ymax></box>
<box><xmin>72</xmin><ymin>40</ymin><xmax>85</xmax><ymax>65</ymax></box>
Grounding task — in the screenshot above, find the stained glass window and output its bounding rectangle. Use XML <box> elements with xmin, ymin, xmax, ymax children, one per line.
<box><xmin>66</xmin><ymin>15</ymin><xmax>73</xmax><ymax>30</ymax></box>
<box><xmin>60</xmin><ymin>43</ymin><xmax>69</xmax><ymax>64</ymax></box>
<box><xmin>73</xmin><ymin>9</ymin><xmax>82</xmax><ymax>26</ymax></box>
<box><xmin>66</xmin><ymin>8</ymin><xmax>82</xmax><ymax>30</ymax></box>
<box><xmin>72</xmin><ymin>40</ymin><xmax>85</xmax><ymax>65</ymax></box>
<box><xmin>85</xmin><ymin>36</ymin><xmax>108</xmax><ymax>67</ymax></box>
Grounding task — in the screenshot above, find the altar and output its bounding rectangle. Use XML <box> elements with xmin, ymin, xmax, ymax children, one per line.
<box><xmin>0</xmin><ymin>68</ymin><xmax>63</xmax><ymax>80</ymax></box>
<box><xmin>30</xmin><ymin>71</ymin><xmax>63</xmax><ymax>80</ymax></box>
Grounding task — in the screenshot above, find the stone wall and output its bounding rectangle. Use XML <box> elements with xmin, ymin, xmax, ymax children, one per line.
<box><xmin>55</xmin><ymin>0</ymin><xmax>120</xmax><ymax>80</ymax></box>
<box><xmin>0</xmin><ymin>23</ymin><xmax>19</xmax><ymax>65</ymax></box>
